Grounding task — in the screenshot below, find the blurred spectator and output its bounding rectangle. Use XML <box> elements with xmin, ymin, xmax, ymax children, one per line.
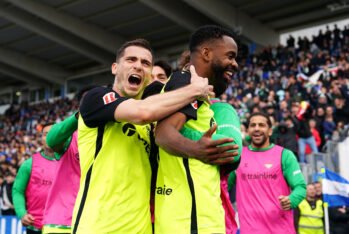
<box><xmin>329</xmin><ymin>206</ymin><xmax>349</xmax><ymax>234</ymax></box>
<box><xmin>314</xmin><ymin>181</ymin><xmax>323</xmax><ymax>201</ymax></box>
<box><xmin>0</xmin><ymin>174</ymin><xmax>3</xmax><ymax>215</ymax></box>
<box><xmin>334</xmin><ymin>97</ymin><xmax>349</xmax><ymax>125</ymax></box>
<box><xmin>323</xmin><ymin>106</ymin><xmax>336</xmax><ymax>140</ymax></box>
<box><xmin>275</xmin><ymin>117</ymin><xmax>299</xmax><ymax>159</ymax></box>
<box><xmin>292</xmin><ymin>102</ymin><xmax>319</xmax><ymax>163</ymax></box>
<box><xmin>287</xmin><ymin>35</ymin><xmax>295</xmax><ymax>48</ymax></box>
<box><xmin>297</xmin><ymin>183</ymin><xmax>324</xmax><ymax>234</ymax></box>
<box><xmin>305</xmin><ymin>119</ymin><xmax>321</xmax><ymax>155</ymax></box>
<box><xmin>0</xmin><ymin>171</ymin><xmax>15</xmax><ymax>215</ymax></box>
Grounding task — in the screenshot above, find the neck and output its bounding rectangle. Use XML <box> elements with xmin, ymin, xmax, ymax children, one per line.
<box><xmin>307</xmin><ymin>196</ymin><xmax>315</xmax><ymax>202</ymax></box>
<box><xmin>190</xmin><ymin>59</ymin><xmax>211</xmax><ymax>80</ymax></box>
<box><xmin>113</xmin><ymin>81</ymin><xmax>124</xmax><ymax>97</ymax></box>
<box><xmin>113</xmin><ymin>81</ymin><xmax>144</xmax><ymax>100</ymax></box>
<box><xmin>251</xmin><ymin>141</ymin><xmax>270</xmax><ymax>149</ymax></box>
<box><xmin>43</xmin><ymin>148</ymin><xmax>55</xmax><ymax>158</ymax></box>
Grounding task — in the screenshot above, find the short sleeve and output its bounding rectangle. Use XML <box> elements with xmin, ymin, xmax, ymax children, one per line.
<box><xmin>80</xmin><ymin>87</ymin><xmax>129</xmax><ymax>128</ymax></box>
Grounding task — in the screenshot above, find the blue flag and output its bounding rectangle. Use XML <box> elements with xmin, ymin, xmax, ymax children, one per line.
<box><xmin>322</xmin><ymin>168</ymin><xmax>349</xmax><ymax>207</ymax></box>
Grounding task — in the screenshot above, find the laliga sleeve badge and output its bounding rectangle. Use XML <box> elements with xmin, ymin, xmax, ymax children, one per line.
<box><xmin>103</xmin><ymin>92</ymin><xmax>117</xmax><ymax>105</ymax></box>
<box><xmin>191</xmin><ymin>100</ymin><xmax>198</xmax><ymax>109</ymax></box>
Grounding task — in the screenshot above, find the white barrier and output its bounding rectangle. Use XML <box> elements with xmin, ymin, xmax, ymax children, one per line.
<box><xmin>0</xmin><ymin>216</ymin><xmax>26</xmax><ymax>234</ymax></box>
<box><xmin>338</xmin><ymin>137</ymin><xmax>349</xmax><ymax>181</ymax></box>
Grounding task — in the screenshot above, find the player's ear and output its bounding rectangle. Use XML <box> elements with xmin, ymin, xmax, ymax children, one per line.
<box><xmin>268</xmin><ymin>127</ymin><xmax>273</xmax><ymax>136</ymax></box>
<box><xmin>201</xmin><ymin>47</ymin><xmax>212</xmax><ymax>63</ymax></box>
<box><xmin>111</xmin><ymin>62</ymin><xmax>118</xmax><ymax>75</ymax></box>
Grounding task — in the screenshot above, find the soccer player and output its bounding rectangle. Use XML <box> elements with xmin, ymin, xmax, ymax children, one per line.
<box><xmin>151</xmin><ymin>60</ymin><xmax>172</xmax><ymax>84</ymax></box>
<box><xmin>71</xmin><ymin>38</ymin><xmax>236</xmax><ymax>234</ymax></box>
<box><xmin>154</xmin><ymin>25</ymin><xmax>240</xmax><ymax>234</ymax></box>
<box><xmin>42</xmin><ymin>87</ymin><xmax>95</xmax><ymax>234</ymax></box>
<box><xmin>229</xmin><ymin>112</ymin><xmax>306</xmax><ymax>234</ymax></box>
<box><xmin>12</xmin><ymin>123</ymin><xmax>57</xmax><ymax>234</ymax></box>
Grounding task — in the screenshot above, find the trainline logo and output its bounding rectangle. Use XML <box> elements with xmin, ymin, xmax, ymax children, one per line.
<box><xmin>241</xmin><ymin>172</ymin><xmax>277</xmax><ymax>180</ymax></box>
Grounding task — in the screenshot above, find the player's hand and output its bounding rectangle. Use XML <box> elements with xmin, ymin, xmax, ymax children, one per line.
<box><xmin>192</xmin><ymin>124</ymin><xmax>238</xmax><ymax>165</ymax></box>
<box><xmin>21</xmin><ymin>213</ymin><xmax>35</xmax><ymax>226</ymax></box>
<box><xmin>278</xmin><ymin>195</ymin><xmax>291</xmax><ymax>210</ymax></box>
<box><xmin>189</xmin><ymin>65</ymin><xmax>214</xmax><ymax>102</ymax></box>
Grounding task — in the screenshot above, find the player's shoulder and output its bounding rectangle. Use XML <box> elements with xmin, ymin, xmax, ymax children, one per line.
<box><xmin>171</xmin><ymin>70</ymin><xmax>191</xmax><ymax>82</ymax></box>
<box><xmin>165</xmin><ymin>70</ymin><xmax>191</xmax><ymax>91</ymax></box>
<box><xmin>280</xmin><ymin>147</ymin><xmax>297</xmax><ymax>161</ymax></box>
<box><xmin>82</xmin><ymin>86</ymin><xmax>123</xmax><ymax>105</ymax></box>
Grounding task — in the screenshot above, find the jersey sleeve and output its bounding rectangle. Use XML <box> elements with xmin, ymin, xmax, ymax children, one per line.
<box><xmin>12</xmin><ymin>158</ymin><xmax>32</xmax><ymax>219</ymax></box>
<box><xmin>80</xmin><ymin>87</ymin><xmax>129</xmax><ymax>128</ymax></box>
<box><xmin>164</xmin><ymin>71</ymin><xmax>200</xmax><ymax>120</ymax></box>
<box><xmin>282</xmin><ymin>149</ymin><xmax>306</xmax><ymax>208</ymax></box>
<box><xmin>211</xmin><ymin>102</ymin><xmax>242</xmax><ymax>173</ymax></box>
<box><xmin>46</xmin><ymin>113</ymin><xmax>77</xmax><ymax>157</ymax></box>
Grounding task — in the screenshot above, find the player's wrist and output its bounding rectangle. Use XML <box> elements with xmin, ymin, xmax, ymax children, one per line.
<box><xmin>187</xmin><ymin>82</ymin><xmax>203</xmax><ymax>98</ymax></box>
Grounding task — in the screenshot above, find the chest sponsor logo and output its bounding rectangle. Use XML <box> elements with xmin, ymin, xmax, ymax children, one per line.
<box><xmin>241</xmin><ymin>172</ymin><xmax>277</xmax><ymax>180</ymax></box>
<box><xmin>102</xmin><ymin>92</ymin><xmax>117</xmax><ymax>105</ymax></box>
<box><xmin>32</xmin><ymin>177</ymin><xmax>52</xmax><ymax>185</ymax></box>
<box><xmin>122</xmin><ymin>123</ymin><xmax>136</xmax><ymax>136</ymax></box>
<box><xmin>156</xmin><ymin>184</ymin><xmax>173</xmax><ymax>195</ymax></box>
<box><xmin>264</xmin><ymin>163</ymin><xmax>273</xmax><ymax>169</ymax></box>
<box><xmin>122</xmin><ymin>123</ymin><xmax>150</xmax><ymax>154</ymax></box>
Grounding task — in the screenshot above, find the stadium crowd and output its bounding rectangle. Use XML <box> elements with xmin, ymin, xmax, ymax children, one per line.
<box><xmin>0</xmin><ymin>24</ymin><xmax>349</xmax><ymax>232</ymax></box>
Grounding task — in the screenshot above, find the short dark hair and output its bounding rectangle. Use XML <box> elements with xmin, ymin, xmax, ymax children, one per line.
<box><xmin>116</xmin><ymin>38</ymin><xmax>153</xmax><ymax>62</ymax></box>
<box><xmin>189</xmin><ymin>25</ymin><xmax>235</xmax><ymax>53</ymax></box>
<box><xmin>247</xmin><ymin>112</ymin><xmax>272</xmax><ymax>128</ymax></box>
<box><xmin>154</xmin><ymin>60</ymin><xmax>173</xmax><ymax>77</ymax></box>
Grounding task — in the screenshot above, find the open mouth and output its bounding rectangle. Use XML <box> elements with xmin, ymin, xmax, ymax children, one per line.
<box><xmin>223</xmin><ymin>70</ymin><xmax>233</xmax><ymax>83</ymax></box>
<box><xmin>253</xmin><ymin>133</ymin><xmax>263</xmax><ymax>137</ymax></box>
<box><xmin>128</xmin><ymin>75</ymin><xmax>142</xmax><ymax>86</ymax></box>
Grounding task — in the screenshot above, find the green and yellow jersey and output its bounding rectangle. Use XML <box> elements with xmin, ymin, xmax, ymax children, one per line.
<box><xmin>71</xmin><ymin>87</ymin><xmax>152</xmax><ymax>234</ymax></box>
<box><xmin>155</xmin><ymin>71</ymin><xmax>225</xmax><ymax>234</ymax></box>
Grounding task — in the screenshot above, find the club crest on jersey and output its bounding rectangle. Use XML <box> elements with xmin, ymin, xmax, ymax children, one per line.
<box><xmin>264</xmin><ymin>164</ymin><xmax>273</xmax><ymax>169</ymax></box>
<box><xmin>191</xmin><ymin>100</ymin><xmax>198</xmax><ymax>109</ymax></box>
<box><xmin>103</xmin><ymin>92</ymin><xmax>117</xmax><ymax>105</ymax></box>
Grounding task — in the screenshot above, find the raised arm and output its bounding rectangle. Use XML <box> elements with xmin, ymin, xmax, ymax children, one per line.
<box><xmin>115</xmin><ymin>66</ymin><xmax>213</xmax><ymax>124</ymax></box>
<box><xmin>80</xmin><ymin>66</ymin><xmax>214</xmax><ymax>127</ymax></box>
<box><xmin>46</xmin><ymin>113</ymin><xmax>78</xmax><ymax>154</ymax></box>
